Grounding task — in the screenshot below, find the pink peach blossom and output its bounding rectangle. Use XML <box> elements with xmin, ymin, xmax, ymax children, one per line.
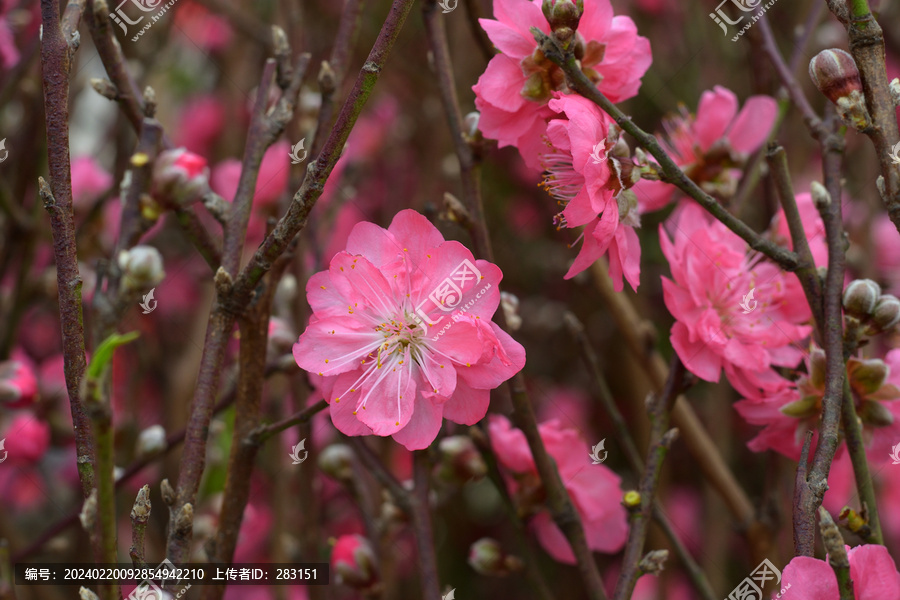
<box><xmin>293</xmin><ymin>210</ymin><xmax>525</xmax><ymax>450</ymax></box>
<box><xmin>0</xmin><ymin>415</ymin><xmax>50</xmax><ymax>463</ymax></box>
<box><xmin>660</xmin><ymin>202</ymin><xmax>811</xmax><ymax>397</ymax></box>
<box><xmin>0</xmin><ymin>358</ymin><xmax>38</xmax><ymax>408</ymax></box>
<box><xmin>737</xmin><ymin>347</ymin><xmax>900</xmax><ymax>460</ymax></box>
<box><xmin>211</xmin><ymin>140</ymin><xmax>290</xmax><ymax>209</ymax></box>
<box><xmin>473</xmin><ymin>0</ymin><xmax>651</xmax><ymax>169</ymax></box>
<box><xmin>488</xmin><ymin>414</ymin><xmax>628</xmax><ymax>563</ymax></box>
<box><xmin>331</xmin><ymin>534</ymin><xmax>379</xmax><ymax>591</ymax></box>
<box><xmin>0</xmin><ymin>0</ymin><xmax>19</xmax><ymax>69</ymax></box>
<box><xmin>173</xmin><ymin>2</ymin><xmax>232</xmax><ymax>51</ymax></box>
<box><xmin>174</xmin><ymin>95</ymin><xmax>227</xmax><ymax>158</ymax></box>
<box><xmin>537</xmin><ymin>93</ymin><xmax>641</xmax><ymax>289</ymax></box>
<box><xmin>70</xmin><ymin>156</ymin><xmax>113</xmax><ymax>207</ymax></box>
<box><xmin>634</xmin><ymin>86</ymin><xmax>777</xmax><ymax>212</ymax></box>
<box><xmin>781</xmin><ymin>544</ymin><xmax>900</xmax><ymax>599</ymax></box>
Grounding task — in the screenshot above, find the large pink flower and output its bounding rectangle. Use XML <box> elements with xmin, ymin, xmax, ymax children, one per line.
<box><xmin>634</xmin><ymin>86</ymin><xmax>777</xmax><ymax>212</ymax></box>
<box><xmin>293</xmin><ymin>210</ymin><xmax>525</xmax><ymax>450</ymax></box>
<box><xmin>488</xmin><ymin>414</ymin><xmax>627</xmax><ymax>563</ymax></box>
<box><xmin>781</xmin><ymin>544</ymin><xmax>900</xmax><ymax>599</ymax></box>
<box><xmin>538</xmin><ymin>93</ymin><xmax>641</xmax><ymax>289</ymax></box>
<box><xmin>661</xmin><ymin>202</ymin><xmax>811</xmax><ymax>398</ymax></box>
<box><xmin>472</xmin><ymin>0</ymin><xmax>651</xmax><ymax>169</ymax></box>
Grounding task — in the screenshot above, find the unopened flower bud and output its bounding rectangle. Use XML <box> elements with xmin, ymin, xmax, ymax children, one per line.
<box><xmin>79</xmin><ymin>587</ymin><xmax>101</xmax><ymax>600</ymax></box>
<box><xmin>464</xmin><ymin>111</ymin><xmax>481</xmax><ymax>138</ymax></box>
<box><xmin>623</xmin><ymin>490</ymin><xmax>641</xmax><ymax>508</ymax></box>
<box><xmin>136</xmin><ymin>425</ymin><xmax>167</xmax><ymax>457</ymax></box>
<box><xmin>437</xmin><ymin>435</ymin><xmax>487</xmax><ymax>483</ymax></box>
<box><xmin>890</xmin><ymin>78</ymin><xmax>900</xmax><ymax>107</ymax></box>
<box><xmin>468</xmin><ymin>538</ymin><xmax>523</xmax><ymax>576</ymax></box>
<box><xmin>842</xmin><ymin>279</ymin><xmax>881</xmax><ymax>318</ymax></box>
<box><xmin>542</xmin><ymin>0</ymin><xmax>583</xmax><ymax>43</ymax></box>
<box><xmin>809</xmin><ymin>346</ymin><xmax>827</xmax><ymax>389</ymax></box>
<box><xmin>317</xmin><ymin>444</ymin><xmax>356</xmax><ymax>481</ymax></box>
<box><xmin>152</xmin><ymin>147</ymin><xmax>210</xmax><ymax>205</ymax></box>
<box><xmin>808</xmin><ymin>49</ymin><xmax>871</xmax><ymax>131</ymax></box>
<box><xmin>90</xmin><ymin>78</ymin><xmax>117</xmax><ymax>101</ymax></box>
<box><xmin>332</xmin><ymin>535</ymin><xmax>379</xmax><ymax>591</ymax></box>
<box><xmin>810</xmin><ymin>181</ymin><xmax>831</xmax><ymax>209</ymax></box>
<box><xmin>859</xmin><ymin>399</ymin><xmax>894</xmax><ymax>427</ymax></box>
<box><xmin>849</xmin><ymin>358</ymin><xmax>888</xmax><ymax>394</ymax></box>
<box><xmin>839</xmin><ymin>506</ymin><xmax>867</xmax><ymax>533</ymax></box>
<box><xmin>80</xmin><ymin>489</ymin><xmax>98</xmax><ymax>532</ymax></box>
<box><xmin>500</xmin><ymin>292</ymin><xmax>522</xmax><ymax>332</ymax></box>
<box><xmin>870</xmin><ymin>294</ymin><xmax>900</xmax><ymax>332</ymax></box>
<box><xmin>118</xmin><ymin>245</ymin><xmax>165</xmax><ymax>291</ymax></box>
<box><xmin>0</xmin><ymin>360</ymin><xmax>38</xmax><ymax>408</ymax></box>
<box><xmin>639</xmin><ymin>549</ymin><xmax>669</xmax><ymax>577</ymax></box>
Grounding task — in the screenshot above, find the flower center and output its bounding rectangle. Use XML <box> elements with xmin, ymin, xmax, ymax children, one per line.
<box><xmin>519</xmin><ymin>37</ymin><xmax>606</xmax><ymax>103</ymax></box>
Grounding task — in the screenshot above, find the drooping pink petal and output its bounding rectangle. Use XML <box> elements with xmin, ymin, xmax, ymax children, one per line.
<box><xmin>693</xmin><ymin>86</ymin><xmax>739</xmax><ymax>152</ymax></box>
<box><xmin>726</xmin><ymin>95</ymin><xmax>778</xmax><ymax>154</ymax></box>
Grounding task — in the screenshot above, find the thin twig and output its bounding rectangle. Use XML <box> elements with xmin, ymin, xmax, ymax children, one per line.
<box><xmin>766</xmin><ymin>143</ymin><xmax>823</xmax><ymax>328</ymax></box>
<box><xmin>836</xmin><ymin>0</ymin><xmax>900</xmax><ymax>230</ymax></box>
<box><xmin>793</xmin><ymin>431</ymin><xmax>814</xmax><ymax>556</ymax></box>
<box><xmin>588</xmin><ymin>258</ymin><xmax>771</xmax><ymax>563</ymax></box>
<box><xmin>757</xmin><ymin>15</ymin><xmax>828</xmax><ymax>141</ymax></box>
<box><xmin>308</xmin><ymin>0</ymin><xmax>366</xmax><ymax>161</ymax></box>
<box><xmin>564</xmin><ymin>312</ymin><xmax>716</xmax><ymax>600</ymax></box>
<box><xmin>410</xmin><ymin>451</ymin><xmax>441</xmax><ymax>599</ymax></box>
<box><xmin>229</xmin><ymin>0</ymin><xmax>418</xmax><ymax>313</ymax></box>
<box><xmin>842</xmin><ymin>381</ymin><xmax>883</xmax><ymax>543</ymax></box>
<box><xmin>249</xmin><ymin>400</ymin><xmax>329</xmax><ymax>444</ymax></box>
<box><xmin>167</xmin><ymin>52</ymin><xmax>311</xmax><ymax>564</ymax></box>
<box><xmin>11</xmin><ymin>359</ymin><xmax>294</xmax><ymax>563</ymax></box>
<box><xmin>798</xmin><ymin>111</ymin><xmax>848</xmax><ymax>556</ymax></box>
<box><xmin>613</xmin><ymin>358</ymin><xmax>685</xmax><ymax>600</ymax></box>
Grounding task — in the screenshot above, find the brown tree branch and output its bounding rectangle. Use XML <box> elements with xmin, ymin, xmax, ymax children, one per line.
<box><xmin>38</xmin><ymin>0</ymin><xmax>94</xmax><ymax>500</ymax></box>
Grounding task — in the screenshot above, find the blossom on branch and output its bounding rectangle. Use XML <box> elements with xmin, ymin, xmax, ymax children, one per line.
<box><xmin>472</xmin><ymin>0</ymin><xmax>651</xmax><ymax>170</ymax></box>
<box><xmin>293</xmin><ymin>210</ymin><xmax>525</xmax><ymax>450</ymax></box>
<box><xmin>488</xmin><ymin>414</ymin><xmax>627</xmax><ymax>563</ymax></box>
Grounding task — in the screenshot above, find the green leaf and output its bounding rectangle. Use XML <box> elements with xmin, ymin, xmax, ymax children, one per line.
<box><xmin>87</xmin><ymin>331</ymin><xmax>140</xmax><ymax>381</ymax></box>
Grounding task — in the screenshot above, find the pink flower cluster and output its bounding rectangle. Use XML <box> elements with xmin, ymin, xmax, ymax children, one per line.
<box><xmin>293</xmin><ymin>210</ymin><xmax>525</xmax><ymax>450</ymax></box>
<box><xmin>660</xmin><ymin>201</ymin><xmax>818</xmax><ymax>398</ymax></box>
<box><xmin>473</xmin><ymin>0</ymin><xmax>650</xmax><ymax>166</ymax></box>
<box><xmin>473</xmin><ymin>0</ymin><xmax>650</xmax><ymax>290</ymax></box>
